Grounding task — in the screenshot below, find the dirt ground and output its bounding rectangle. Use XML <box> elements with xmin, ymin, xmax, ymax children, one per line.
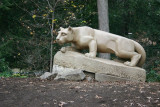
<box><xmin>0</xmin><ymin>78</ymin><xmax>160</xmax><ymax>107</ymax></box>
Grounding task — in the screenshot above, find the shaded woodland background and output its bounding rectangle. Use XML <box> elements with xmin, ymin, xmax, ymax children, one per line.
<box><xmin>0</xmin><ymin>0</ymin><xmax>160</xmax><ymax>81</ymax></box>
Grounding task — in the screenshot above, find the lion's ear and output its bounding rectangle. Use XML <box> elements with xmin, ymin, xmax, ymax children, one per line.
<box><xmin>60</xmin><ymin>27</ymin><xmax>64</xmax><ymax>31</ymax></box>
<box><xmin>68</xmin><ymin>26</ymin><xmax>72</xmax><ymax>32</ymax></box>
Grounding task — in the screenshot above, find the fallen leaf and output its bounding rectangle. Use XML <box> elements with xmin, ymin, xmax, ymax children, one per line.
<box><xmin>113</xmin><ymin>99</ymin><xmax>117</xmax><ymax>102</ymax></box>
<box><xmin>100</xmin><ymin>104</ymin><xmax>107</xmax><ymax>107</ymax></box>
<box><xmin>95</xmin><ymin>95</ymin><xmax>102</xmax><ymax>99</ymax></box>
<box><xmin>80</xmin><ymin>96</ymin><xmax>83</xmax><ymax>99</ymax></box>
<box><xmin>80</xmin><ymin>90</ymin><xmax>87</xmax><ymax>92</ymax></box>
<box><xmin>43</xmin><ymin>102</ymin><xmax>49</xmax><ymax>105</ymax></box>
<box><xmin>68</xmin><ymin>101</ymin><xmax>74</xmax><ymax>103</ymax></box>
<box><xmin>75</xmin><ymin>86</ymin><xmax>81</xmax><ymax>89</ymax></box>
<box><xmin>59</xmin><ymin>101</ymin><xmax>67</xmax><ymax>107</ymax></box>
<box><xmin>53</xmin><ymin>99</ymin><xmax>57</xmax><ymax>104</ymax></box>
<box><xmin>40</xmin><ymin>85</ymin><xmax>46</xmax><ymax>87</ymax></box>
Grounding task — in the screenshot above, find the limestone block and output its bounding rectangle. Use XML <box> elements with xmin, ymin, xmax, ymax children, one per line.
<box><xmin>54</xmin><ymin>51</ymin><xmax>146</xmax><ymax>82</ymax></box>
<box><xmin>34</xmin><ymin>70</ymin><xmax>45</xmax><ymax>77</ymax></box>
<box><xmin>53</xmin><ymin>65</ymin><xmax>85</xmax><ymax>81</ymax></box>
<box><xmin>40</xmin><ymin>72</ymin><xmax>52</xmax><ymax>79</ymax></box>
<box><xmin>95</xmin><ymin>73</ymin><xmax>132</xmax><ymax>82</ymax></box>
<box><xmin>52</xmin><ymin>65</ymin><xmax>73</xmax><ymax>75</ymax></box>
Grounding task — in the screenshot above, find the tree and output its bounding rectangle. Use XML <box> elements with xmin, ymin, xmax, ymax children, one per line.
<box><xmin>0</xmin><ymin>0</ymin><xmax>98</xmax><ymax>71</ymax></box>
<box><xmin>0</xmin><ymin>0</ymin><xmax>159</xmax><ymax>73</ymax></box>
<box><xmin>97</xmin><ymin>0</ymin><xmax>110</xmax><ymax>59</ymax></box>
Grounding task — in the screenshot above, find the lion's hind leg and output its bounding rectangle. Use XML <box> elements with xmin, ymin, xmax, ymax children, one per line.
<box><xmin>115</xmin><ymin>39</ymin><xmax>141</xmax><ymax>67</ymax></box>
<box><xmin>116</xmin><ymin>50</ymin><xmax>141</xmax><ymax>67</ymax></box>
<box><xmin>124</xmin><ymin>53</ymin><xmax>141</xmax><ymax>67</ymax></box>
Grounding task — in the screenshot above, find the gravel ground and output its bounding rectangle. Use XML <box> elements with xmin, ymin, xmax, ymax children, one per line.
<box><xmin>0</xmin><ymin>78</ymin><xmax>160</xmax><ymax>107</ymax></box>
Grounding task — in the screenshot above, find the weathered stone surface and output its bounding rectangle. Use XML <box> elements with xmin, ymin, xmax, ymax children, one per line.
<box><xmin>95</xmin><ymin>73</ymin><xmax>132</xmax><ymax>82</ymax></box>
<box><xmin>53</xmin><ymin>65</ymin><xmax>86</xmax><ymax>81</ymax></box>
<box><xmin>83</xmin><ymin>71</ymin><xmax>95</xmax><ymax>79</ymax></box>
<box><xmin>40</xmin><ymin>72</ymin><xmax>52</xmax><ymax>79</ymax></box>
<box><xmin>52</xmin><ymin>65</ymin><xmax>69</xmax><ymax>75</ymax></box>
<box><xmin>54</xmin><ymin>51</ymin><xmax>146</xmax><ymax>82</ymax></box>
<box><xmin>83</xmin><ymin>71</ymin><xmax>95</xmax><ymax>82</ymax></box>
<box><xmin>85</xmin><ymin>76</ymin><xmax>93</xmax><ymax>82</ymax></box>
<box><xmin>34</xmin><ymin>70</ymin><xmax>45</xmax><ymax>77</ymax></box>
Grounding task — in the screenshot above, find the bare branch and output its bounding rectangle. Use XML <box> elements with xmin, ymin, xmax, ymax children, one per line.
<box><xmin>49</xmin><ymin>0</ymin><xmax>60</xmax><ymax>73</ymax></box>
<box><xmin>14</xmin><ymin>2</ymin><xmax>32</xmax><ymax>16</ymax></box>
<box><xmin>46</xmin><ymin>0</ymin><xmax>53</xmax><ymax>9</ymax></box>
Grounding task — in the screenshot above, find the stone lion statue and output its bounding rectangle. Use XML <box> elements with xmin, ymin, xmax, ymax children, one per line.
<box><xmin>56</xmin><ymin>26</ymin><xmax>146</xmax><ymax>67</ymax></box>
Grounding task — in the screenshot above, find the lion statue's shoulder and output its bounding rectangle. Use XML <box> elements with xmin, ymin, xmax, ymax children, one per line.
<box><xmin>72</xmin><ymin>26</ymin><xmax>95</xmax><ymax>36</ymax></box>
<box><xmin>72</xmin><ymin>26</ymin><xmax>93</xmax><ymax>30</ymax></box>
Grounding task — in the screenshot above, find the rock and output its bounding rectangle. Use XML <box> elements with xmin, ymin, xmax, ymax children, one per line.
<box><xmin>21</xmin><ymin>69</ymin><xmax>35</xmax><ymax>77</ymax></box>
<box><xmin>83</xmin><ymin>71</ymin><xmax>95</xmax><ymax>82</ymax></box>
<box><xmin>34</xmin><ymin>70</ymin><xmax>45</xmax><ymax>77</ymax></box>
<box><xmin>12</xmin><ymin>68</ymin><xmax>21</xmax><ymax>74</ymax></box>
<box><xmin>83</xmin><ymin>71</ymin><xmax>95</xmax><ymax>79</ymax></box>
<box><xmin>52</xmin><ymin>65</ymin><xmax>67</xmax><ymax>75</ymax></box>
<box><xmin>53</xmin><ymin>65</ymin><xmax>86</xmax><ymax>81</ymax></box>
<box><xmin>54</xmin><ymin>51</ymin><xmax>146</xmax><ymax>82</ymax></box>
<box><xmin>86</xmin><ymin>76</ymin><xmax>92</xmax><ymax>82</ymax></box>
<box><xmin>40</xmin><ymin>72</ymin><xmax>52</xmax><ymax>79</ymax></box>
<box><xmin>95</xmin><ymin>73</ymin><xmax>132</xmax><ymax>82</ymax></box>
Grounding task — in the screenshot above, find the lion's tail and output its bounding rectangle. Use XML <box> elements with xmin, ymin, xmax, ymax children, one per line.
<box><xmin>134</xmin><ymin>41</ymin><xmax>146</xmax><ymax>67</ymax></box>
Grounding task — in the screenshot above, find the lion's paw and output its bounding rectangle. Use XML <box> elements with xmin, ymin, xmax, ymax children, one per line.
<box><xmin>124</xmin><ymin>61</ymin><xmax>134</xmax><ymax>67</ymax></box>
<box><xmin>60</xmin><ymin>47</ymin><xmax>66</xmax><ymax>53</ymax></box>
<box><xmin>85</xmin><ymin>53</ymin><xmax>95</xmax><ymax>58</ymax></box>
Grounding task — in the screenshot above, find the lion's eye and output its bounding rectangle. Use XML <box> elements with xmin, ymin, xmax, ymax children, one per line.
<box><xmin>62</xmin><ymin>33</ymin><xmax>67</xmax><ymax>36</ymax></box>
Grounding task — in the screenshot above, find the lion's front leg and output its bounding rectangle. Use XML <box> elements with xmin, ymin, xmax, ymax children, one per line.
<box><xmin>60</xmin><ymin>47</ymin><xmax>66</xmax><ymax>53</ymax></box>
<box><xmin>85</xmin><ymin>40</ymin><xmax>97</xmax><ymax>58</ymax></box>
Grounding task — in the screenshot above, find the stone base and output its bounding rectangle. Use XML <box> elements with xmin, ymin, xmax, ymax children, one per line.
<box><xmin>95</xmin><ymin>73</ymin><xmax>132</xmax><ymax>82</ymax></box>
<box><xmin>53</xmin><ymin>65</ymin><xmax>85</xmax><ymax>81</ymax></box>
<box><xmin>53</xmin><ymin>51</ymin><xmax>146</xmax><ymax>82</ymax></box>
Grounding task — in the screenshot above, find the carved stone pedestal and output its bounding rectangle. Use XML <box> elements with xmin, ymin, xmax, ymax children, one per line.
<box><xmin>53</xmin><ymin>51</ymin><xmax>146</xmax><ymax>82</ymax></box>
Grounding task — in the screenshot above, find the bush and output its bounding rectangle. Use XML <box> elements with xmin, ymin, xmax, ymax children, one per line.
<box><xmin>146</xmin><ymin>70</ymin><xmax>160</xmax><ymax>82</ymax></box>
<box><xmin>0</xmin><ymin>71</ymin><xmax>12</xmax><ymax>77</ymax></box>
<box><xmin>0</xmin><ymin>58</ymin><xmax>12</xmax><ymax>77</ymax></box>
<box><xmin>0</xmin><ymin>58</ymin><xmax>10</xmax><ymax>72</ymax></box>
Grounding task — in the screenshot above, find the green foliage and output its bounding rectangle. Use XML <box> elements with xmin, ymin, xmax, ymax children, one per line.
<box><xmin>11</xmin><ymin>74</ymin><xmax>28</xmax><ymax>78</ymax></box>
<box><xmin>0</xmin><ymin>0</ymin><xmax>12</xmax><ymax>10</ymax></box>
<box><xmin>0</xmin><ymin>58</ymin><xmax>10</xmax><ymax>72</ymax></box>
<box><xmin>0</xmin><ymin>0</ymin><xmax>159</xmax><ymax>81</ymax></box>
<box><xmin>0</xmin><ymin>0</ymin><xmax>98</xmax><ymax>71</ymax></box>
<box><xmin>0</xmin><ymin>58</ymin><xmax>12</xmax><ymax>77</ymax></box>
<box><xmin>0</xmin><ymin>72</ymin><xmax>28</xmax><ymax>78</ymax></box>
<box><xmin>146</xmin><ymin>70</ymin><xmax>160</xmax><ymax>82</ymax></box>
<box><xmin>0</xmin><ymin>71</ymin><xmax>12</xmax><ymax>77</ymax></box>
<box><xmin>109</xmin><ymin>0</ymin><xmax>160</xmax><ymax>40</ymax></box>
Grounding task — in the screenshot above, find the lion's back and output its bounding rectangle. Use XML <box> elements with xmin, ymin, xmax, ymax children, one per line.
<box><xmin>73</xmin><ymin>26</ymin><xmax>95</xmax><ymax>37</ymax></box>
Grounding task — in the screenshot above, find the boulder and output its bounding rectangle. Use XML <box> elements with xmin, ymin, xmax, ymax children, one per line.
<box><xmin>95</xmin><ymin>73</ymin><xmax>132</xmax><ymax>82</ymax></box>
<box><xmin>53</xmin><ymin>65</ymin><xmax>85</xmax><ymax>81</ymax></box>
<box><xmin>53</xmin><ymin>51</ymin><xmax>146</xmax><ymax>82</ymax></box>
<box><xmin>12</xmin><ymin>68</ymin><xmax>21</xmax><ymax>74</ymax></box>
<box><xmin>40</xmin><ymin>72</ymin><xmax>52</xmax><ymax>79</ymax></box>
<box><xmin>34</xmin><ymin>70</ymin><xmax>45</xmax><ymax>77</ymax></box>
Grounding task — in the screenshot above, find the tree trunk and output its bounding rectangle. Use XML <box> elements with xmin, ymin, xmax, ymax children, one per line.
<box><xmin>97</xmin><ymin>0</ymin><xmax>110</xmax><ymax>59</ymax></box>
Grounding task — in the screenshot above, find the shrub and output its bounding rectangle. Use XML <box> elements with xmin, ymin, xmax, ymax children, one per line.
<box><xmin>146</xmin><ymin>70</ymin><xmax>160</xmax><ymax>82</ymax></box>
<box><xmin>0</xmin><ymin>58</ymin><xmax>12</xmax><ymax>77</ymax></box>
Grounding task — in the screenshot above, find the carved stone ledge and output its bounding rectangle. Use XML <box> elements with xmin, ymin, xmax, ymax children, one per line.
<box><xmin>53</xmin><ymin>51</ymin><xmax>146</xmax><ymax>82</ymax></box>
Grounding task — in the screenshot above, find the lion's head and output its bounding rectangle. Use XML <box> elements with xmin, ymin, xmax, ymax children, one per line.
<box><xmin>56</xmin><ymin>27</ymin><xmax>74</xmax><ymax>44</ymax></box>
